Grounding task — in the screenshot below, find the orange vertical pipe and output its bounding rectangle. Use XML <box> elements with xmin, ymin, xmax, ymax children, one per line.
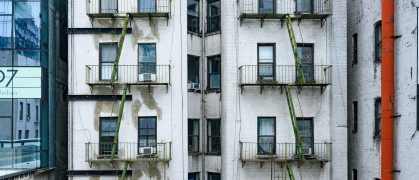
<box><xmin>382</xmin><ymin>0</ymin><xmax>394</xmax><ymax>180</ymax></box>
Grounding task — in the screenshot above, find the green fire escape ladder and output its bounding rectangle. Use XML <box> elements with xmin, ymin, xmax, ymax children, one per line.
<box><xmin>284</xmin><ymin>85</ymin><xmax>305</xmax><ymax>162</ymax></box>
<box><xmin>285</xmin><ymin>163</ymin><xmax>296</xmax><ymax>180</ymax></box>
<box><xmin>110</xmin><ymin>15</ymin><xmax>130</xmax><ymax>85</ymax></box>
<box><xmin>285</xmin><ymin>15</ymin><xmax>306</xmax><ymax>84</ymax></box>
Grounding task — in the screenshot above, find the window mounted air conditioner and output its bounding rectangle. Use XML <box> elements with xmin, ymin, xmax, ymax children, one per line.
<box><xmin>139</xmin><ymin>73</ymin><xmax>156</xmax><ymax>82</ymax></box>
<box><xmin>188</xmin><ymin>83</ymin><xmax>200</xmax><ymax>91</ymax></box>
<box><xmin>138</xmin><ymin>147</ymin><xmax>157</xmax><ymax>158</ymax></box>
<box><xmin>302</xmin><ymin>147</ymin><xmax>312</xmax><ymax>156</ymax></box>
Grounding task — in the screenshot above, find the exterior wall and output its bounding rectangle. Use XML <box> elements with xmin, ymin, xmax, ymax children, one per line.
<box><xmin>347</xmin><ymin>1</ymin><xmax>419</xmax><ymax>180</ymax></box>
<box><xmin>68</xmin><ymin>0</ymin><xmax>187</xmax><ymax>179</ymax></box>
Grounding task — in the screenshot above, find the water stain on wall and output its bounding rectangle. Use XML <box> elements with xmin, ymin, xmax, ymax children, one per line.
<box><xmin>139</xmin><ymin>88</ymin><xmax>162</xmax><ymax>120</ymax></box>
<box><xmin>131</xmin><ymin>99</ymin><xmax>142</xmax><ymax>130</ymax></box>
<box><xmin>93</xmin><ymin>101</ymin><xmax>122</xmax><ymax>131</ymax></box>
<box><xmin>130</xmin><ymin>20</ymin><xmax>160</xmax><ymax>49</ymax></box>
<box><xmin>131</xmin><ymin>162</ymin><xmax>161</xmax><ymax>180</ymax></box>
<box><xmin>89</xmin><ymin>176</ymin><xmax>100</xmax><ymax>180</ymax></box>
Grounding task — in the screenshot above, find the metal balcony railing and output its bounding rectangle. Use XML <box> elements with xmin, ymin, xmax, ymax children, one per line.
<box><xmin>238</xmin><ymin>0</ymin><xmax>332</xmax><ymax>20</ymax></box>
<box><xmin>86</xmin><ymin>0</ymin><xmax>171</xmax><ymax>18</ymax></box>
<box><xmin>86</xmin><ymin>65</ymin><xmax>170</xmax><ymax>86</ymax></box>
<box><xmin>239</xmin><ymin>65</ymin><xmax>331</xmax><ymax>86</ymax></box>
<box><xmin>239</xmin><ymin>142</ymin><xmax>331</xmax><ymax>163</ymax></box>
<box><xmin>85</xmin><ymin>142</ymin><xmax>172</xmax><ymax>163</ymax></box>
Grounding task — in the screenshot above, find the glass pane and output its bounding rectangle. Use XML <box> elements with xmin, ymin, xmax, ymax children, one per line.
<box><xmin>0</xmin><ymin>99</ymin><xmax>12</xmax><ymax>116</ymax></box>
<box><xmin>188</xmin><ymin>173</ymin><xmax>198</xmax><ymax>180</ymax></box>
<box><xmin>100</xmin><ymin>0</ymin><xmax>117</xmax><ymax>13</ymax></box>
<box><xmin>297</xmin><ymin>120</ymin><xmax>311</xmax><ymax>137</ymax></box>
<box><xmin>208</xmin><ymin>120</ymin><xmax>220</xmax><ymax>136</ymax></box>
<box><xmin>0</xmin><ymin>50</ymin><xmax>12</xmax><ymax>66</ymax></box>
<box><xmin>258</xmin><ymin>137</ymin><xmax>275</xmax><ymax>154</ymax></box>
<box><xmin>209</xmin><ymin>57</ymin><xmax>220</xmax><ymax>73</ymax></box>
<box><xmin>209</xmin><ymin>174</ymin><xmax>221</xmax><ymax>180</ymax></box>
<box><xmin>187</xmin><ymin>0</ymin><xmax>200</xmax><ymax>33</ymax></box>
<box><xmin>13</xmin><ymin>99</ymin><xmax>41</xmax><ymax>143</ymax></box>
<box><xmin>208</xmin><ymin>1</ymin><xmax>220</xmax><ymax>32</ymax></box>
<box><xmin>101</xmin><ymin>118</ymin><xmax>116</xmax><ymax>132</ymax></box>
<box><xmin>139</xmin><ymin>62</ymin><xmax>156</xmax><ymax>74</ymax></box>
<box><xmin>190</xmin><ymin>136</ymin><xmax>198</xmax><ymax>152</ymax></box>
<box><xmin>0</xmin><ymin>118</ymin><xmax>12</xmax><ymax>146</ymax></box>
<box><xmin>259</xmin><ymin>0</ymin><xmax>274</xmax><ymax>14</ymax></box>
<box><xmin>139</xmin><ymin>136</ymin><xmax>147</xmax><ymax>147</ymax></box>
<box><xmin>187</xmin><ymin>1</ymin><xmax>199</xmax><ymax>16</ymax></box>
<box><xmin>100</xmin><ymin>44</ymin><xmax>117</xmax><ymax>63</ymax></box>
<box><xmin>139</xmin><ymin>44</ymin><xmax>156</xmax><ymax>62</ymax></box>
<box><xmin>139</xmin><ymin>0</ymin><xmax>156</xmax><ymax>13</ymax></box>
<box><xmin>100</xmin><ymin>63</ymin><xmax>114</xmax><ymax>80</ymax></box>
<box><xmin>258</xmin><ymin>118</ymin><xmax>275</xmax><ymax>136</ymax></box>
<box><xmin>209</xmin><ymin>137</ymin><xmax>220</xmax><ymax>152</ymax></box>
<box><xmin>298</xmin><ymin>46</ymin><xmax>313</xmax><ymax>64</ymax></box>
<box><xmin>258</xmin><ymin>65</ymin><xmax>274</xmax><ymax>80</ymax></box>
<box><xmin>13</xmin><ymin>50</ymin><xmax>40</xmax><ymax>66</ymax></box>
<box><xmin>0</xmin><ymin>16</ymin><xmax>12</xmax><ymax>48</ymax></box>
<box><xmin>259</xmin><ymin>46</ymin><xmax>274</xmax><ymax>63</ymax></box>
<box><xmin>188</xmin><ymin>56</ymin><xmax>200</xmax><ymax>83</ymax></box>
<box><xmin>0</xmin><ymin>0</ymin><xmax>12</xmax><ymax>14</ymax></box>
<box><xmin>209</xmin><ymin>1</ymin><xmax>220</xmax><ymax>16</ymax></box>
<box><xmin>296</xmin><ymin>0</ymin><xmax>312</xmax><ymax>13</ymax></box>
<box><xmin>14</xmin><ymin>1</ymin><xmax>41</xmax><ymax>49</ymax></box>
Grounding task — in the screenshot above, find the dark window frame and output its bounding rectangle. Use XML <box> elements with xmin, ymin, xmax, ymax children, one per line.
<box><xmin>296</xmin><ymin>117</ymin><xmax>314</xmax><ymax>155</ymax></box>
<box><xmin>374</xmin><ymin>98</ymin><xmax>381</xmax><ymax>137</ymax></box>
<box><xmin>18</xmin><ymin>130</ymin><xmax>22</xmax><ymax>139</ymax></box>
<box><xmin>375</xmin><ymin>21</ymin><xmax>382</xmax><ymax>63</ymax></box>
<box><xmin>99</xmin><ymin>42</ymin><xmax>118</xmax><ymax>81</ymax></box>
<box><xmin>207</xmin><ymin>119</ymin><xmax>221</xmax><ymax>154</ymax></box>
<box><xmin>352</xmin><ymin>169</ymin><xmax>357</xmax><ymax>180</ymax></box>
<box><xmin>188</xmin><ymin>55</ymin><xmax>200</xmax><ymax>84</ymax></box>
<box><xmin>187</xmin><ymin>0</ymin><xmax>200</xmax><ymax>33</ymax></box>
<box><xmin>36</xmin><ymin>105</ymin><xmax>39</xmax><ymax>122</ymax></box>
<box><xmin>188</xmin><ymin>119</ymin><xmax>200</xmax><ymax>153</ymax></box>
<box><xmin>138</xmin><ymin>43</ymin><xmax>157</xmax><ymax>75</ymax></box>
<box><xmin>207</xmin><ymin>0</ymin><xmax>221</xmax><ymax>33</ymax></box>
<box><xmin>25</xmin><ymin>130</ymin><xmax>29</xmax><ymax>139</ymax></box>
<box><xmin>19</xmin><ymin>102</ymin><xmax>23</xmax><ymax>120</ymax></box>
<box><xmin>257</xmin><ymin>43</ymin><xmax>276</xmax><ymax>82</ymax></box>
<box><xmin>296</xmin><ymin>43</ymin><xmax>314</xmax><ymax>83</ymax></box>
<box><xmin>99</xmin><ymin>117</ymin><xmax>118</xmax><ymax>156</ymax></box>
<box><xmin>353</xmin><ymin>101</ymin><xmax>358</xmax><ymax>133</ymax></box>
<box><xmin>208</xmin><ymin>172</ymin><xmax>221</xmax><ymax>180</ymax></box>
<box><xmin>353</xmin><ymin>33</ymin><xmax>358</xmax><ymax>65</ymax></box>
<box><xmin>257</xmin><ymin>117</ymin><xmax>276</xmax><ymax>155</ymax></box>
<box><xmin>138</xmin><ymin>116</ymin><xmax>157</xmax><ymax>148</ymax></box>
<box><xmin>26</xmin><ymin>103</ymin><xmax>30</xmax><ymax>121</ymax></box>
<box><xmin>99</xmin><ymin>0</ymin><xmax>118</xmax><ymax>13</ymax></box>
<box><xmin>207</xmin><ymin>55</ymin><xmax>221</xmax><ymax>90</ymax></box>
<box><xmin>188</xmin><ymin>172</ymin><xmax>200</xmax><ymax>180</ymax></box>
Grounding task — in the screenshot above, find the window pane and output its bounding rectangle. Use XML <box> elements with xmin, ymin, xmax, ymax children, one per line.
<box><xmin>0</xmin><ymin>118</ymin><xmax>12</xmax><ymax>144</ymax></box>
<box><xmin>188</xmin><ymin>0</ymin><xmax>199</xmax><ymax>33</ymax></box>
<box><xmin>139</xmin><ymin>44</ymin><xmax>156</xmax><ymax>62</ymax></box>
<box><xmin>208</xmin><ymin>137</ymin><xmax>220</xmax><ymax>152</ymax></box>
<box><xmin>208</xmin><ymin>120</ymin><xmax>220</xmax><ymax>136</ymax></box>
<box><xmin>209</xmin><ymin>173</ymin><xmax>221</xmax><ymax>180</ymax></box>
<box><xmin>208</xmin><ymin>1</ymin><xmax>220</xmax><ymax>32</ymax></box>
<box><xmin>0</xmin><ymin>50</ymin><xmax>12</xmax><ymax>66</ymax></box>
<box><xmin>139</xmin><ymin>0</ymin><xmax>156</xmax><ymax>13</ymax></box>
<box><xmin>0</xmin><ymin>0</ymin><xmax>12</xmax><ymax>14</ymax></box>
<box><xmin>296</xmin><ymin>0</ymin><xmax>312</xmax><ymax>13</ymax></box>
<box><xmin>259</xmin><ymin>46</ymin><xmax>273</xmax><ymax>63</ymax></box>
<box><xmin>208</xmin><ymin>56</ymin><xmax>221</xmax><ymax>89</ymax></box>
<box><xmin>259</xmin><ymin>0</ymin><xmax>274</xmax><ymax>14</ymax></box>
<box><xmin>258</xmin><ymin>136</ymin><xmax>275</xmax><ymax>154</ymax></box>
<box><xmin>0</xmin><ymin>16</ymin><xmax>12</xmax><ymax>48</ymax></box>
<box><xmin>297</xmin><ymin>118</ymin><xmax>313</xmax><ymax>154</ymax></box>
<box><xmin>188</xmin><ymin>56</ymin><xmax>200</xmax><ymax>83</ymax></box>
<box><xmin>188</xmin><ymin>173</ymin><xmax>199</xmax><ymax>180</ymax></box>
<box><xmin>13</xmin><ymin>50</ymin><xmax>40</xmax><ymax>66</ymax></box>
<box><xmin>258</xmin><ymin>118</ymin><xmax>275</xmax><ymax>136</ymax></box>
<box><xmin>100</xmin><ymin>0</ymin><xmax>117</xmax><ymax>13</ymax></box>
<box><xmin>297</xmin><ymin>45</ymin><xmax>314</xmax><ymax>82</ymax></box>
<box><xmin>14</xmin><ymin>1</ymin><xmax>41</xmax><ymax>49</ymax></box>
<box><xmin>100</xmin><ymin>44</ymin><xmax>117</xmax><ymax>62</ymax></box>
<box><xmin>0</xmin><ymin>99</ymin><xmax>12</xmax><ymax>116</ymax></box>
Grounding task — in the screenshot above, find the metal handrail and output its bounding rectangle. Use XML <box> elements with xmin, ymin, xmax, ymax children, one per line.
<box><xmin>239</xmin><ymin>65</ymin><xmax>332</xmax><ymax>85</ymax></box>
<box><xmin>85</xmin><ymin>142</ymin><xmax>172</xmax><ymax>162</ymax></box>
<box><xmin>239</xmin><ymin>142</ymin><xmax>332</xmax><ymax>162</ymax></box>
<box><xmin>238</xmin><ymin>0</ymin><xmax>332</xmax><ymax>16</ymax></box>
<box><xmin>85</xmin><ymin>65</ymin><xmax>170</xmax><ymax>85</ymax></box>
<box><xmin>86</xmin><ymin>0</ymin><xmax>171</xmax><ymax>15</ymax></box>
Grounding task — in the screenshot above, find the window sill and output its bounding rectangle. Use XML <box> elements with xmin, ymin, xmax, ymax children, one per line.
<box><xmin>205</xmin><ymin>152</ymin><xmax>221</xmax><ymax>156</ymax></box>
<box><xmin>205</xmin><ymin>31</ymin><xmax>221</xmax><ymax>37</ymax></box>
<box><xmin>205</xmin><ymin>89</ymin><xmax>221</xmax><ymax>94</ymax></box>
<box><xmin>188</xmin><ymin>152</ymin><xmax>202</xmax><ymax>156</ymax></box>
<box><xmin>187</xmin><ymin>31</ymin><xmax>202</xmax><ymax>37</ymax></box>
<box><xmin>188</xmin><ymin>89</ymin><xmax>201</xmax><ymax>93</ymax></box>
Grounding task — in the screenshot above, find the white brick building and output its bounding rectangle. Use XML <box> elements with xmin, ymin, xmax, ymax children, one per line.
<box><xmin>347</xmin><ymin>1</ymin><xmax>419</xmax><ymax>180</ymax></box>
<box><xmin>68</xmin><ymin>0</ymin><xmax>347</xmax><ymax>179</ymax></box>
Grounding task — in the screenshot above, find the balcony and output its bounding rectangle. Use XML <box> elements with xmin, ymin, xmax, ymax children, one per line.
<box><xmin>238</xmin><ymin>0</ymin><xmax>332</xmax><ymax>25</ymax></box>
<box><xmin>239</xmin><ymin>142</ymin><xmax>331</xmax><ymax>167</ymax></box>
<box><xmin>239</xmin><ymin>65</ymin><xmax>332</xmax><ymax>93</ymax></box>
<box><xmin>86</xmin><ymin>65</ymin><xmax>170</xmax><ymax>90</ymax></box>
<box><xmin>86</xmin><ymin>0</ymin><xmax>171</xmax><ymax>20</ymax></box>
<box><xmin>85</xmin><ymin>142</ymin><xmax>172</xmax><ymax>164</ymax></box>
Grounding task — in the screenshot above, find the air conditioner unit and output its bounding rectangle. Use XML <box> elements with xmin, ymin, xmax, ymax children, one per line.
<box><xmin>139</xmin><ymin>73</ymin><xmax>156</xmax><ymax>82</ymax></box>
<box><xmin>302</xmin><ymin>147</ymin><xmax>312</xmax><ymax>156</ymax></box>
<box><xmin>188</xmin><ymin>83</ymin><xmax>200</xmax><ymax>91</ymax></box>
<box><xmin>138</xmin><ymin>147</ymin><xmax>157</xmax><ymax>158</ymax></box>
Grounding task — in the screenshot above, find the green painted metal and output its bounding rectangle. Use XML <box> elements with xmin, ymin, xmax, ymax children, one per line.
<box><xmin>285</xmin><ymin>163</ymin><xmax>296</xmax><ymax>180</ymax></box>
<box><xmin>285</xmin><ymin>15</ymin><xmax>306</xmax><ymax>84</ymax></box>
<box><xmin>110</xmin><ymin>15</ymin><xmax>130</xmax><ymax>84</ymax></box>
<box><xmin>121</xmin><ymin>161</ymin><xmax>129</xmax><ymax>180</ymax></box>
<box><xmin>110</xmin><ymin>84</ymin><xmax>128</xmax><ymax>161</ymax></box>
<box><xmin>284</xmin><ymin>85</ymin><xmax>305</xmax><ymax>162</ymax></box>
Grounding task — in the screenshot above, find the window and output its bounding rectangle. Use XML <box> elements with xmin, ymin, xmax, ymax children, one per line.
<box><xmin>297</xmin><ymin>118</ymin><xmax>313</xmax><ymax>155</ymax></box>
<box><xmin>25</xmin><ymin>130</ymin><xmax>29</xmax><ymax>139</ymax></box>
<box><xmin>36</xmin><ymin>106</ymin><xmax>39</xmax><ymax>122</ymax></box>
<box><xmin>353</xmin><ymin>33</ymin><xmax>358</xmax><ymax>65</ymax></box>
<box><xmin>208</xmin><ymin>173</ymin><xmax>221</xmax><ymax>180</ymax></box>
<box><xmin>99</xmin><ymin>43</ymin><xmax>117</xmax><ymax>81</ymax></box>
<box><xmin>139</xmin><ymin>117</ymin><xmax>157</xmax><ymax>147</ymax></box>
<box><xmin>352</xmin><ymin>169</ymin><xmax>357</xmax><ymax>180</ymax></box>
<box><xmin>100</xmin><ymin>117</ymin><xmax>117</xmax><ymax>156</ymax></box>
<box><xmin>188</xmin><ymin>119</ymin><xmax>200</xmax><ymax>153</ymax></box>
<box><xmin>259</xmin><ymin>0</ymin><xmax>275</xmax><ymax>14</ymax></box>
<box><xmin>100</xmin><ymin>0</ymin><xmax>117</xmax><ymax>13</ymax></box>
<box><xmin>35</xmin><ymin>130</ymin><xmax>38</xmax><ymax>138</ymax></box>
<box><xmin>19</xmin><ymin>102</ymin><xmax>23</xmax><ymax>120</ymax></box>
<box><xmin>296</xmin><ymin>0</ymin><xmax>313</xmax><ymax>14</ymax></box>
<box><xmin>18</xmin><ymin>130</ymin><xmax>22</xmax><ymax>139</ymax></box>
<box><xmin>208</xmin><ymin>55</ymin><xmax>221</xmax><ymax>89</ymax></box>
<box><xmin>353</xmin><ymin>101</ymin><xmax>358</xmax><ymax>133</ymax></box>
<box><xmin>297</xmin><ymin>44</ymin><xmax>314</xmax><ymax>83</ymax></box>
<box><xmin>375</xmin><ymin>21</ymin><xmax>382</xmax><ymax>63</ymax></box>
<box><xmin>26</xmin><ymin>103</ymin><xmax>30</xmax><ymax>121</ymax></box>
<box><xmin>138</xmin><ymin>44</ymin><xmax>157</xmax><ymax>78</ymax></box>
<box><xmin>374</xmin><ymin>98</ymin><xmax>381</xmax><ymax>137</ymax></box>
<box><xmin>207</xmin><ymin>119</ymin><xmax>220</xmax><ymax>153</ymax></box>
<box><xmin>188</xmin><ymin>0</ymin><xmax>200</xmax><ymax>33</ymax></box>
<box><xmin>139</xmin><ymin>0</ymin><xmax>156</xmax><ymax>13</ymax></box>
<box><xmin>188</xmin><ymin>55</ymin><xmax>200</xmax><ymax>83</ymax></box>
<box><xmin>258</xmin><ymin>44</ymin><xmax>275</xmax><ymax>82</ymax></box>
<box><xmin>188</xmin><ymin>172</ymin><xmax>200</xmax><ymax>180</ymax></box>
<box><xmin>258</xmin><ymin>117</ymin><xmax>275</xmax><ymax>155</ymax></box>
<box><xmin>207</xmin><ymin>0</ymin><xmax>220</xmax><ymax>33</ymax></box>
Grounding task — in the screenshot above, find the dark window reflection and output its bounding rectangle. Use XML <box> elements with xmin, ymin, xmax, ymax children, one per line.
<box><xmin>187</xmin><ymin>0</ymin><xmax>199</xmax><ymax>33</ymax></box>
<box><xmin>14</xmin><ymin>50</ymin><xmax>40</xmax><ymax>66</ymax></box>
<box><xmin>208</xmin><ymin>0</ymin><xmax>220</xmax><ymax>33</ymax></box>
<box><xmin>0</xmin><ymin>16</ymin><xmax>12</xmax><ymax>48</ymax></box>
<box><xmin>14</xmin><ymin>1</ymin><xmax>41</xmax><ymax>49</ymax></box>
<box><xmin>0</xmin><ymin>50</ymin><xmax>12</xmax><ymax>66</ymax></box>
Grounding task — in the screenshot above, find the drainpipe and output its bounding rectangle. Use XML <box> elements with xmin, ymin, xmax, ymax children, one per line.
<box><xmin>201</xmin><ymin>0</ymin><xmax>206</xmax><ymax>180</ymax></box>
<box><xmin>381</xmin><ymin>0</ymin><xmax>394</xmax><ymax>180</ymax></box>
